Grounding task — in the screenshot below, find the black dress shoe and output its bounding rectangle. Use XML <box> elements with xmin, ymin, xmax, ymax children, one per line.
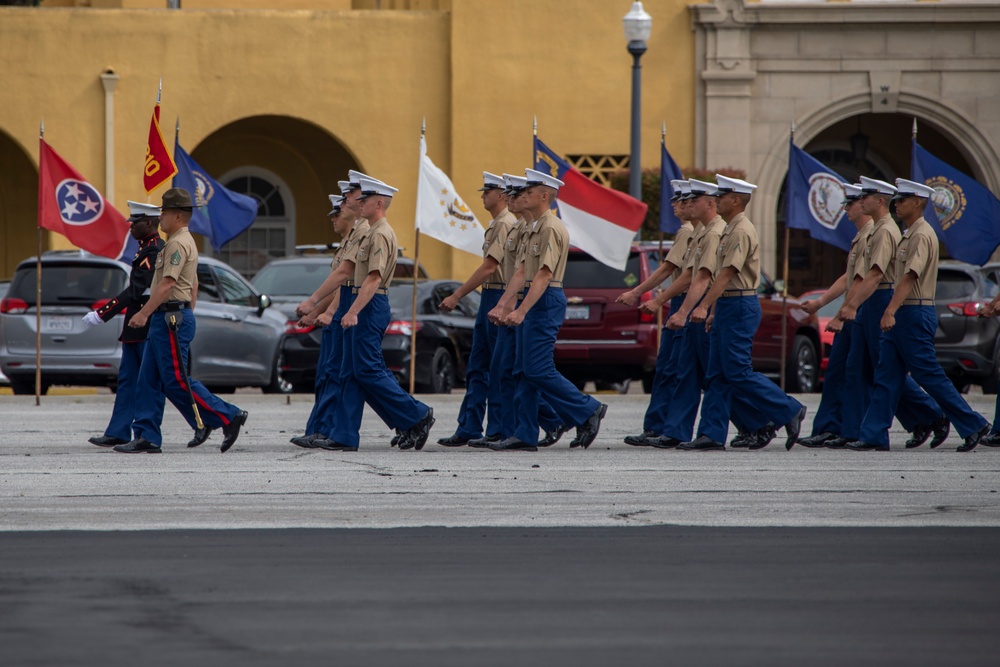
<box><xmin>785</xmin><ymin>406</ymin><xmax>807</xmax><ymax>450</ymax></box>
<box><xmin>289</xmin><ymin>433</ymin><xmax>318</xmax><ymax>449</ymax></box>
<box><xmin>390</xmin><ymin>430</ymin><xmax>402</xmax><ymax>447</ymax></box>
<box><xmin>468</xmin><ymin>434</ymin><xmax>501</xmax><ymax>448</ymax></box>
<box><xmin>982</xmin><ymin>431</ymin><xmax>1000</xmax><ymax>447</ymax></box>
<box><xmin>624</xmin><ymin>430</ymin><xmax>656</xmax><ymax>446</ymax></box>
<box><xmin>437</xmin><ymin>433</ymin><xmax>471</xmax><ymax>447</ymax></box>
<box><xmin>88</xmin><ymin>435</ymin><xmax>127</xmax><ymax>447</ymax></box>
<box><xmin>678</xmin><ymin>435</ymin><xmax>725</xmax><ymax>451</ymax></box>
<box><xmin>489</xmin><ymin>437</ymin><xmax>537</xmax><ymax>452</ymax></box>
<box><xmin>929</xmin><ymin>417</ymin><xmax>951</xmax><ymax>449</ymax></box>
<box><xmin>957</xmin><ymin>423</ymin><xmax>990</xmax><ymax>453</ymax></box>
<box><xmin>406</xmin><ymin>408</ymin><xmax>435</xmax><ymax>451</ymax></box>
<box><xmin>539</xmin><ymin>425</ymin><xmax>568</xmax><ymax>447</ymax></box>
<box><xmin>650</xmin><ymin>436</ymin><xmax>680</xmax><ymax>449</ymax></box>
<box><xmin>729</xmin><ymin>430</ymin><xmax>752</xmax><ymax>448</ymax></box>
<box><xmin>797</xmin><ymin>432</ymin><xmax>835</xmax><ymax>448</ymax></box>
<box><xmin>220</xmin><ymin>410</ymin><xmax>248</xmax><ymax>453</ymax></box>
<box><xmin>188</xmin><ymin>427</ymin><xmax>213</xmax><ymax>448</ymax></box>
<box><xmin>846</xmin><ymin>440</ymin><xmax>888</xmax><ymax>451</ymax></box>
<box><xmin>113</xmin><ymin>437</ymin><xmax>161</xmax><ymax>454</ymax></box>
<box><xmin>312</xmin><ymin>437</ymin><xmax>358</xmax><ymax>451</ymax></box>
<box><xmin>750</xmin><ymin>424</ymin><xmax>778</xmax><ymax>450</ymax></box>
<box><xmin>825</xmin><ymin>436</ymin><xmax>849</xmax><ymax>449</ymax></box>
<box><xmin>904</xmin><ymin>422</ymin><xmax>932</xmax><ymax>449</ymax></box>
<box><xmin>569</xmin><ymin>403</ymin><xmax>608</xmax><ymax>449</ymax></box>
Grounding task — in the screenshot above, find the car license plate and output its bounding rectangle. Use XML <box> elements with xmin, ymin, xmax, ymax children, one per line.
<box><xmin>45</xmin><ymin>316</ymin><xmax>73</xmax><ymax>332</ymax></box>
<box><xmin>565</xmin><ymin>305</ymin><xmax>590</xmax><ymax>321</ymax></box>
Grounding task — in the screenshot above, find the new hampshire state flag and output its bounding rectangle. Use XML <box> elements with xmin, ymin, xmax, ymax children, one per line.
<box><xmin>415</xmin><ymin>136</ymin><xmax>484</xmax><ymax>256</ymax></box>
<box><xmin>785</xmin><ymin>139</ymin><xmax>855</xmax><ymax>252</ymax></box>
<box><xmin>912</xmin><ymin>140</ymin><xmax>1000</xmax><ymax>266</ymax></box>
<box><xmin>173</xmin><ymin>140</ymin><xmax>258</xmax><ymax>252</ymax></box>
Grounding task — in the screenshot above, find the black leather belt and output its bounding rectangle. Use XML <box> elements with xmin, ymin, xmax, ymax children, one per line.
<box><xmin>352</xmin><ymin>287</ymin><xmax>388</xmax><ymax>295</ymax></box>
<box><xmin>156</xmin><ymin>301</ymin><xmax>190</xmax><ymax>312</ymax></box>
<box><xmin>720</xmin><ymin>289</ymin><xmax>755</xmax><ymax>298</ymax></box>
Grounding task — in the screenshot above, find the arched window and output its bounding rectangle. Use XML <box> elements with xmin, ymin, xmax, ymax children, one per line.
<box><xmin>208</xmin><ymin>167</ymin><xmax>295</xmax><ymax>278</ymax></box>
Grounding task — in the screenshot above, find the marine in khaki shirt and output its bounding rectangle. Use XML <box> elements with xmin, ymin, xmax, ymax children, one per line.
<box><xmin>353</xmin><ymin>217</ymin><xmax>397</xmax><ymax>290</ymax></box>
<box><xmin>715</xmin><ymin>211</ymin><xmax>760</xmax><ymax>292</ymax></box>
<box><xmin>615</xmin><ymin>217</ymin><xmax>694</xmax><ymax>310</ymax></box>
<box><xmin>523</xmin><ymin>209</ymin><xmax>569</xmax><ymax>285</ymax></box>
<box><xmin>152</xmin><ymin>226</ymin><xmax>198</xmax><ymax>303</ymax></box>
<box><xmin>483</xmin><ymin>208</ymin><xmax>516</xmax><ymax>285</ymax></box>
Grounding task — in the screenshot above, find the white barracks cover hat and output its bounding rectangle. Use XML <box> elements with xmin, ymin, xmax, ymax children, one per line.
<box><xmin>688</xmin><ymin>178</ymin><xmax>720</xmax><ymax>197</ymax></box>
<box><xmin>348</xmin><ymin>170</ymin><xmax>378</xmax><ymax>188</ymax></box>
<box><xmin>715</xmin><ymin>174</ymin><xmax>758</xmax><ymax>194</ymax></box>
<box><xmin>358</xmin><ymin>176</ymin><xmax>398</xmax><ymax>198</ymax></box>
<box><xmin>337</xmin><ymin>180</ymin><xmax>353</xmax><ymax>195</ymax></box>
<box><xmin>670</xmin><ymin>179</ymin><xmax>688</xmax><ymax>202</ymax></box>
<box><xmin>479</xmin><ymin>171</ymin><xmax>506</xmax><ymax>191</ymax></box>
<box><xmin>328</xmin><ymin>194</ymin><xmax>344</xmax><ymax>216</ymax></box>
<box><xmin>842</xmin><ymin>183</ymin><xmax>864</xmax><ymax>202</ymax></box>
<box><xmin>893</xmin><ymin>178</ymin><xmax>935</xmax><ymax>200</ymax></box>
<box><xmin>524</xmin><ymin>168</ymin><xmax>565</xmax><ymax>190</ymax></box>
<box><xmin>126</xmin><ymin>200</ymin><xmax>161</xmax><ymax>221</ymax></box>
<box><xmin>860</xmin><ymin>176</ymin><xmax>897</xmax><ymax>196</ymax></box>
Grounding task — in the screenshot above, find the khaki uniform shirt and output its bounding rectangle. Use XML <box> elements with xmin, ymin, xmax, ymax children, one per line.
<box><xmin>524</xmin><ymin>209</ymin><xmax>569</xmax><ymax>284</ymax></box>
<box><xmin>717</xmin><ymin>211</ymin><xmax>760</xmax><ymax>290</ymax></box>
<box><xmin>335</xmin><ymin>219</ymin><xmax>370</xmax><ymax>278</ymax></box>
<box><xmin>845</xmin><ymin>219</ymin><xmax>874</xmax><ymax>284</ymax></box>
<box><xmin>354</xmin><ymin>217</ymin><xmax>397</xmax><ymax>289</ymax></box>
<box><xmin>896</xmin><ymin>217</ymin><xmax>939</xmax><ymax>301</ymax></box>
<box><xmin>484</xmin><ymin>208</ymin><xmax>516</xmax><ymax>284</ymax></box>
<box><xmin>862</xmin><ymin>214</ymin><xmax>902</xmax><ymax>283</ymax></box>
<box><xmin>502</xmin><ymin>217</ymin><xmax>527</xmax><ymax>282</ymax></box>
<box><xmin>692</xmin><ymin>215</ymin><xmax>726</xmax><ymax>279</ymax></box>
<box><xmin>152</xmin><ymin>226</ymin><xmax>198</xmax><ymax>302</ymax></box>
<box><xmin>665</xmin><ymin>221</ymin><xmax>695</xmax><ymax>282</ymax></box>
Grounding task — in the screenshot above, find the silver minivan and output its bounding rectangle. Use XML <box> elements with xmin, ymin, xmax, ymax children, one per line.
<box><xmin>0</xmin><ymin>251</ymin><xmax>288</xmax><ymax>395</ymax></box>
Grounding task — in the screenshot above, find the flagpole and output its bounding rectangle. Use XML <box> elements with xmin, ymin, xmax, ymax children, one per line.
<box><xmin>35</xmin><ymin>120</ymin><xmax>44</xmax><ymax>406</ymax></box>
<box><xmin>656</xmin><ymin>121</ymin><xmax>666</xmax><ymax>343</ymax></box>
<box><xmin>780</xmin><ymin>122</ymin><xmax>794</xmax><ymax>392</ymax></box>
<box><xmin>409</xmin><ymin>119</ymin><xmax>425</xmax><ymax>395</ymax></box>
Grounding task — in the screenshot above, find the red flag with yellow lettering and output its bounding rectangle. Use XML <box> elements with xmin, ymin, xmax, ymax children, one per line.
<box><xmin>143</xmin><ymin>103</ymin><xmax>177</xmax><ymax>193</ymax></box>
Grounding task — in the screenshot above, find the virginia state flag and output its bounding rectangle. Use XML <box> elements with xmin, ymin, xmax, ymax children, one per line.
<box><xmin>533</xmin><ymin>136</ymin><xmax>647</xmax><ymax>271</ymax></box>
<box><xmin>786</xmin><ymin>139</ymin><xmax>855</xmax><ymax>252</ymax></box>
<box><xmin>143</xmin><ymin>104</ymin><xmax>178</xmax><ymax>194</ymax></box>
<box><xmin>415</xmin><ymin>135</ymin><xmax>484</xmax><ymax>256</ymax></box>
<box><xmin>659</xmin><ymin>142</ymin><xmax>684</xmax><ymax>233</ymax></box>
<box><xmin>38</xmin><ymin>139</ymin><xmax>130</xmax><ymax>259</ymax></box>
<box><xmin>912</xmin><ymin>140</ymin><xmax>1000</xmax><ymax>265</ymax></box>
<box><xmin>173</xmin><ymin>140</ymin><xmax>257</xmax><ymax>252</ymax></box>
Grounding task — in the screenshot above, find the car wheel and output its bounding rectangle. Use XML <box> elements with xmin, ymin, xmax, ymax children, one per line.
<box><xmin>641</xmin><ymin>371</ymin><xmax>655</xmax><ymax>394</ymax></box>
<box><xmin>785</xmin><ymin>334</ymin><xmax>818</xmax><ymax>393</ymax></box>
<box><xmin>262</xmin><ymin>351</ymin><xmax>292</xmax><ymax>395</ymax></box>
<box><xmin>981</xmin><ymin>343</ymin><xmax>1000</xmax><ymax>395</ymax></box>
<box><xmin>421</xmin><ymin>346</ymin><xmax>455</xmax><ymax>394</ymax></box>
<box><xmin>10</xmin><ymin>378</ymin><xmax>35</xmax><ymax>395</ymax></box>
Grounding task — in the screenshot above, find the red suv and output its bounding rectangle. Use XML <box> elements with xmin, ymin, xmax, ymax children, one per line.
<box><xmin>555</xmin><ymin>243</ymin><xmax>822</xmax><ymax>393</ymax></box>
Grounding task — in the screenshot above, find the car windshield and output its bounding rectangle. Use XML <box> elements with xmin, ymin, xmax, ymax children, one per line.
<box><xmin>9</xmin><ymin>263</ymin><xmax>126</xmax><ymax>306</ymax></box>
<box><xmin>252</xmin><ymin>261</ymin><xmax>331</xmax><ymax>297</ymax></box>
<box><xmin>937</xmin><ymin>270</ymin><xmax>976</xmax><ymax>301</ymax></box>
<box><xmin>563</xmin><ymin>253</ymin><xmax>643</xmax><ymax>289</ymax></box>
<box><xmin>388</xmin><ymin>284</ymin><xmax>418</xmax><ymax>316</ymax></box>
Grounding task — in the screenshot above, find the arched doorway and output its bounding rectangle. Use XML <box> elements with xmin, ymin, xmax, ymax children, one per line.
<box><xmin>775</xmin><ymin>113</ymin><xmax>979</xmax><ymax>295</ymax></box>
<box><xmin>188</xmin><ymin>115</ymin><xmax>360</xmax><ymax>277</ymax></box>
<box><xmin>0</xmin><ymin>131</ymin><xmax>42</xmax><ymax>279</ymax></box>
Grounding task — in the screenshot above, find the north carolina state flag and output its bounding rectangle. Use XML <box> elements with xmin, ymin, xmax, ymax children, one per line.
<box><xmin>38</xmin><ymin>139</ymin><xmax>130</xmax><ymax>259</ymax></box>
<box><xmin>143</xmin><ymin>103</ymin><xmax>178</xmax><ymax>193</ymax></box>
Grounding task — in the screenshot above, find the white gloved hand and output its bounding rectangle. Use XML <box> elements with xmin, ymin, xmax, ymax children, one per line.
<box><xmin>82</xmin><ymin>311</ymin><xmax>103</xmax><ymax>326</ymax></box>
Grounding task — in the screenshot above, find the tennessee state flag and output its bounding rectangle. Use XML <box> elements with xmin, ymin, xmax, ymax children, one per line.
<box><xmin>533</xmin><ymin>136</ymin><xmax>647</xmax><ymax>271</ymax></box>
<box><xmin>143</xmin><ymin>103</ymin><xmax>178</xmax><ymax>193</ymax></box>
<box><xmin>39</xmin><ymin>139</ymin><xmax>130</xmax><ymax>259</ymax></box>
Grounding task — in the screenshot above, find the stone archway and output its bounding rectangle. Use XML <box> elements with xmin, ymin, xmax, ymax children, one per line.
<box><xmin>0</xmin><ymin>131</ymin><xmax>42</xmax><ymax>278</ymax></box>
<box><xmin>186</xmin><ymin>115</ymin><xmax>361</xmax><ymax>275</ymax></box>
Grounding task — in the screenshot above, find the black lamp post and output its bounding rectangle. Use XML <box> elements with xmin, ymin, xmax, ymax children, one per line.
<box><xmin>623</xmin><ymin>1</ymin><xmax>652</xmax><ymax>204</ymax></box>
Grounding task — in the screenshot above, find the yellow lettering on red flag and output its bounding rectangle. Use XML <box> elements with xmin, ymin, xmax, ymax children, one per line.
<box><xmin>143</xmin><ymin>104</ymin><xmax>178</xmax><ymax>194</ymax></box>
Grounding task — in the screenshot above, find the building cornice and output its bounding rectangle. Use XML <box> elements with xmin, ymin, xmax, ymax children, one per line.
<box><xmin>692</xmin><ymin>0</ymin><xmax>1000</xmax><ymax>28</ymax></box>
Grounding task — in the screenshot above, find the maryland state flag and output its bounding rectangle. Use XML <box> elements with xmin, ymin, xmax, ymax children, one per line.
<box><xmin>143</xmin><ymin>103</ymin><xmax>177</xmax><ymax>193</ymax></box>
<box><xmin>39</xmin><ymin>138</ymin><xmax>130</xmax><ymax>259</ymax></box>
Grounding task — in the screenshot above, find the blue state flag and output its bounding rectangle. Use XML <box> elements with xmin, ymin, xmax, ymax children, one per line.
<box><xmin>173</xmin><ymin>140</ymin><xmax>258</xmax><ymax>252</ymax></box>
<box><xmin>659</xmin><ymin>142</ymin><xmax>684</xmax><ymax>234</ymax></box>
<box><xmin>912</xmin><ymin>140</ymin><xmax>1000</xmax><ymax>266</ymax></box>
<box><xmin>785</xmin><ymin>139</ymin><xmax>855</xmax><ymax>252</ymax></box>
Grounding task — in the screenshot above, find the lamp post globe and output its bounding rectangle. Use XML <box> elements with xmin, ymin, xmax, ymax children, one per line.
<box><xmin>623</xmin><ymin>1</ymin><xmax>651</xmax><ymax>236</ymax></box>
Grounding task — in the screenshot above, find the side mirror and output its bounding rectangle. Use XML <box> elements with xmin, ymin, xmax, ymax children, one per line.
<box><xmin>257</xmin><ymin>293</ymin><xmax>271</xmax><ymax>317</ymax></box>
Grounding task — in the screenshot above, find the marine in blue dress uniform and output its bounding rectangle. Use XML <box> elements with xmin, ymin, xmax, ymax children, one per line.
<box><xmin>680</xmin><ymin>175</ymin><xmax>806</xmax><ymax>451</ymax></box>
<box><xmin>848</xmin><ymin>179</ymin><xmax>990</xmax><ymax>452</ymax></box>
<box><xmin>794</xmin><ymin>184</ymin><xmax>872</xmax><ymax>448</ymax></box>
<box><xmin>831</xmin><ymin>176</ymin><xmax>947</xmax><ymax>449</ymax></box>
<box><xmin>489</xmin><ymin>169</ymin><xmax>607</xmax><ymax>451</ymax></box>
<box><xmin>327</xmin><ymin>176</ymin><xmax>435</xmax><ymax>451</ymax></box>
<box><xmin>85</xmin><ymin>201</ymin><xmax>164</xmax><ymax>447</ymax></box>
<box><xmin>436</xmin><ymin>172</ymin><xmax>516</xmax><ymax>447</ymax></box>
<box><xmin>618</xmin><ymin>180</ymin><xmax>694</xmax><ymax>447</ymax></box>
<box><xmin>114</xmin><ymin>188</ymin><xmax>247</xmax><ymax>453</ymax></box>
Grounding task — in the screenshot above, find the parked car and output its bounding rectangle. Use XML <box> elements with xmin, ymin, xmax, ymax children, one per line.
<box><xmin>251</xmin><ymin>250</ymin><xmax>429</xmax><ymax>392</ymax></box>
<box><xmin>798</xmin><ymin>290</ymin><xmax>845</xmax><ymax>375</ymax></box>
<box><xmin>555</xmin><ymin>243</ymin><xmax>823</xmax><ymax>393</ymax></box>
<box><xmin>0</xmin><ymin>280</ymin><xmax>8</xmax><ymax>387</ymax></box>
<box><xmin>0</xmin><ymin>251</ymin><xmax>287</xmax><ymax>395</ymax></box>
<box><xmin>936</xmin><ymin>261</ymin><xmax>1000</xmax><ymax>393</ymax></box>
